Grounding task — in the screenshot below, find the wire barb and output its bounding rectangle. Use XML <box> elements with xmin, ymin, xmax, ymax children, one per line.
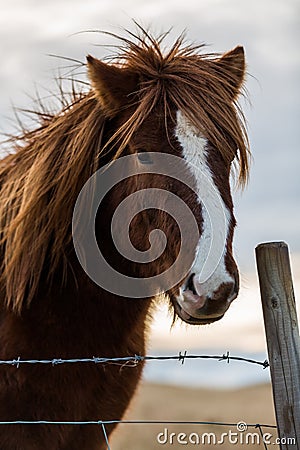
<box><xmin>221</xmin><ymin>351</ymin><xmax>231</xmax><ymax>363</ymax></box>
<box><xmin>178</xmin><ymin>350</ymin><xmax>187</xmax><ymax>364</ymax></box>
<box><xmin>262</xmin><ymin>359</ymin><xmax>270</xmax><ymax>369</ymax></box>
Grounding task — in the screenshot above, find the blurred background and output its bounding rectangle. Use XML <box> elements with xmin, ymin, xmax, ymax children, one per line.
<box><xmin>0</xmin><ymin>0</ymin><xmax>299</xmax><ymax>447</ymax></box>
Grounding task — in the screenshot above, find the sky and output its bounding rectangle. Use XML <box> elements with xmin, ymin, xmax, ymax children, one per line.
<box><xmin>1</xmin><ymin>0</ymin><xmax>299</xmax><ymax>271</ymax></box>
<box><xmin>0</xmin><ymin>0</ymin><xmax>299</xmax><ymax>383</ymax></box>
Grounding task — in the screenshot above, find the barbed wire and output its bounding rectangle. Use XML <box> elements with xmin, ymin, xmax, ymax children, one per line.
<box><xmin>0</xmin><ymin>351</ymin><xmax>273</xmax><ymax>449</ymax></box>
<box><xmin>0</xmin><ymin>351</ymin><xmax>270</xmax><ymax>368</ymax></box>
<box><xmin>0</xmin><ymin>419</ymin><xmax>277</xmax><ymax>428</ymax></box>
<box><xmin>0</xmin><ymin>419</ymin><xmax>277</xmax><ymax>450</ymax></box>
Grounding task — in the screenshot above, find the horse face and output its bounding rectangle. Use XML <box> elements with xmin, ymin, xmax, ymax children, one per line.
<box><xmin>87</xmin><ymin>44</ymin><xmax>247</xmax><ymax>325</ymax></box>
<box><xmin>122</xmin><ymin>107</ymin><xmax>239</xmax><ymax>325</ymax></box>
<box><xmin>172</xmin><ymin>111</ymin><xmax>239</xmax><ymax>325</ymax></box>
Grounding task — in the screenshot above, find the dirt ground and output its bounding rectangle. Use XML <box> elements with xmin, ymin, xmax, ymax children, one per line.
<box><xmin>110</xmin><ymin>382</ymin><xmax>278</xmax><ymax>450</ymax></box>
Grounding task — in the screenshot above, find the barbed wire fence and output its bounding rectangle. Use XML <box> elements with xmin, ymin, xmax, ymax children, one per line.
<box><xmin>0</xmin><ymin>351</ymin><xmax>275</xmax><ymax>449</ymax></box>
<box><xmin>0</xmin><ymin>351</ymin><xmax>270</xmax><ymax>368</ymax></box>
<box><xmin>1</xmin><ymin>242</ymin><xmax>299</xmax><ymax>449</ymax></box>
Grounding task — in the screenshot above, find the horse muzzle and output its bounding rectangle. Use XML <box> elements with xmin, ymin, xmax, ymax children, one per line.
<box><xmin>174</xmin><ymin>271</ymin><xmax>239</xmax><ymax>325</ymax></box>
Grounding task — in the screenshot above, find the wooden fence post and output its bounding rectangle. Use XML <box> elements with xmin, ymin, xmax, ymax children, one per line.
<box><xmin>255</xmin><ymin>242</ymin><xmax>300</xmax><ymax>449</ymax></box>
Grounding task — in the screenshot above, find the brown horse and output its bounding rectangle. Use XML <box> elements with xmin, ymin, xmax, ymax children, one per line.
<box><xmin>0</xmin><ymin>28</ymin><xmax>249</xmax><ymax>449</ymax></box>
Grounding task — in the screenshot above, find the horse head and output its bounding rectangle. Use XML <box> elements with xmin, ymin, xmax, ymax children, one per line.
<box><xmin>80</xmin><ymin>38</ymin><xmax>249</xmax><ymax>325</ymax></box>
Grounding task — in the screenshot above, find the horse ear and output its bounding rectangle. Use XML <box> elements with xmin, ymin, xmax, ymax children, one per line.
<box><xmin>87</xmin><ymin>55</ymin><xmax>138</xmax><ymax>116</ymax></box>
<box><xmin>214</xmin><ymin>46</ymin><xmax>245</xmax><ymax>99</ymax></box>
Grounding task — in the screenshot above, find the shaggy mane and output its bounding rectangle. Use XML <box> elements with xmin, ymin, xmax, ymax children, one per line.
<box><xmin>0</xmin><ymin>27</ymin><xmax>250</xmax><ymax>312</ymax></box>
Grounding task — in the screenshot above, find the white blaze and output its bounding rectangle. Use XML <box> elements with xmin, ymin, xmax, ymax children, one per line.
<box><xmin>175</xmin><ymin>110</ymin><xmax>233</xmax><ymax>297</ymax></box>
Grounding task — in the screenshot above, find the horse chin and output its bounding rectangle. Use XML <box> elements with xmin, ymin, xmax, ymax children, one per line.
<box><xmin>172</xmin><ymin>296</ymin><xmax>224</xmax><ymax>326</ymax></box>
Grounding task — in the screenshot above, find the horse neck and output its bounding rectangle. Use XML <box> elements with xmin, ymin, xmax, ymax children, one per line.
<box><xmin>52</xmin><ymin>255</ymin><xmax>152</xmax><ymax>341</ymax></box>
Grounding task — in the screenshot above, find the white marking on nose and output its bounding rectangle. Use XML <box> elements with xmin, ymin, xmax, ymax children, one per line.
<box><xmin>175</xmin><ymin>111</ymin><xmax>233</xmax><ymax>297</ymax></box>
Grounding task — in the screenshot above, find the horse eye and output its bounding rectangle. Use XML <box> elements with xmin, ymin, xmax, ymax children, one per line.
<box><xmin>137</xmin><ymin>151</ymin><xmax>153</xmax><ymax>164</ymax></box>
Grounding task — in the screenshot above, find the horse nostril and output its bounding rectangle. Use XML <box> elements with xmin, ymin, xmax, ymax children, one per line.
<box><xmin>186</xmin><ymin>273</ymin><xmax>197</xmax><ymax>296</ymax></box>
